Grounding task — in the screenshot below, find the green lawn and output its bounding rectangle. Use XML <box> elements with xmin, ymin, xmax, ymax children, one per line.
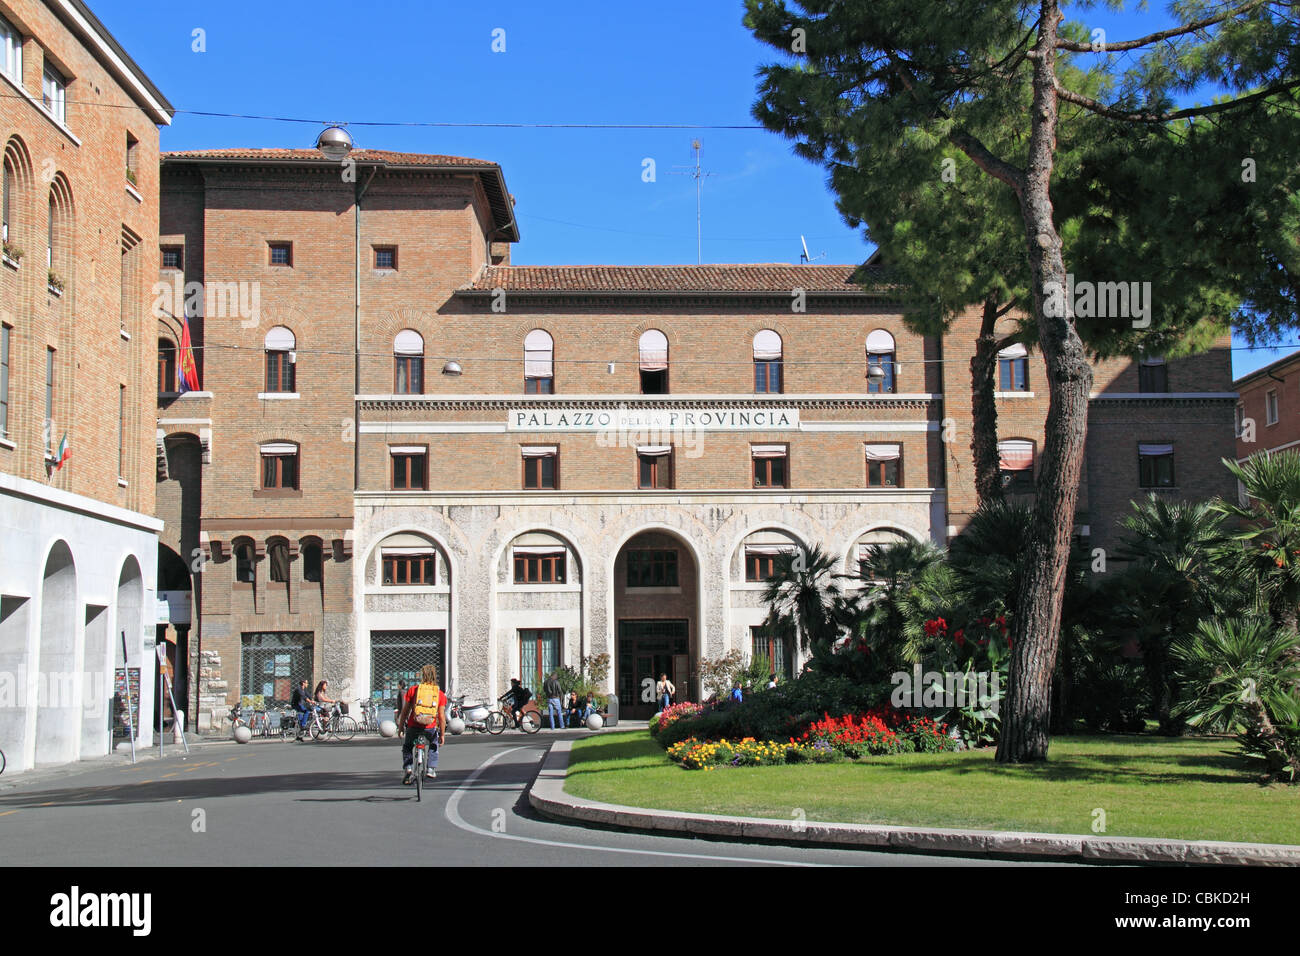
<box><xmin>565</xmin><ymin>732</ymin><xmax>1300</xmax><ymax>845</ymax></box>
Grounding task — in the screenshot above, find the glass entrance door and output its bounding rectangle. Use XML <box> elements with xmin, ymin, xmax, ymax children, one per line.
<box><xmin>617</xmin><ymin>620</ymin><xmax>688</xmax><ymax>719</ymax></box>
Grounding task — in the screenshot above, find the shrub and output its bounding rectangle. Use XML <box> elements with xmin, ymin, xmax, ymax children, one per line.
<box><xmin>898</xmin><ymin>715</ymin><xmax>959</xmax><ymax>753</ymax></box>
<box><xmin>665</xmin><ymin>736</ymin><xmax>799</xmax><ymax>770</ymax></box>
<box><xmin>650</xmin><ymin>701</ymin><xmax>703</xmax><ymax>738</ymax></box>
<box><xmin>796</xmin><ymin>711</ymin><xmax>908</xmax><ymax>756</ymax></box>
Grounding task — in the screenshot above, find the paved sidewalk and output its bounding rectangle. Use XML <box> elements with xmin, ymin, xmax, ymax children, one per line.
<box><xmin>0</xmin><ymin>736</ymin><xmax>235</xmax><ymax>791</ymax></box>
<box><xmin>529</xmin><ymin>737</ymin><xmax>1300</xmax><ymax>866</ymax></box>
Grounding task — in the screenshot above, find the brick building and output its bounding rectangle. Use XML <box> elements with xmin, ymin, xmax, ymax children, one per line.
<box><xmin>157</xmin><ymin>147</ymin><xmax>1238</xmax><ymax>727</ymax></box>
<box><xmin>0</xmin><ymin>0</ymin><xmax>172</xmax><ymax>771</ymax></box>
<box><xmin>1233</xmin><ymin>351</ymin><xmax>1300</xmax><ymax>469</ymax></box>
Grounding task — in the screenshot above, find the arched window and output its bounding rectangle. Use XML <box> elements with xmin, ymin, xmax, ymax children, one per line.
<box><xmin>301</xmin><ymin>538</ymin><xmax>323</xmax><ymax>583</ymax></box>
<box><xmin>233</xmin><ymin>538</ymin><xmax>256</xmax><ymax>584</ymax></box>
<box><xmin>3</xmin><ymin>136</ymin><xmax>32</xmax><ymax>265</ymax></box>
<box><xmin>394</xmin><ymin>329</ymin><xmax>424</xmax><ymax>395</ymax></box>
<box><xmin>865</xmin><ymin>330</ymin><xmax>896</xmax><ymax>394</ymax></box>
<box><xmin>753</xmin><ymin>330</ymin><xmax>782</xmax><ymax>393</ymax></box>
<box><xmin>264</xmin><ymin>326</ymin><xmax>296</xmax><ymax>393</ymax></box>
<box><xmin>639</xmin><ymin>329</ymin><xmax>669</xmax><ymax>394</ymax></box>
<box><xmin>158</xmin><ymin>338</ymin><xmax>177</xmax><ymax>393</ymax></box>
<box><xmin>524</xmin><ymin>329</ymin><xmax>554</xmax><ymax>394</ymax></box>
<box><xmin>1</xmin><ymin>157</ymin><xmax>12</xmax><ymax>247</ymax></box>
<box><xmin>998</xmin><ymin>439</ymin><xmax>1035</xmax><ymax>492</ymax></box>
<box><xmin>267</xmin><ymin>537</ymin><xmax>291</xmax><ymax>583</ymax></box>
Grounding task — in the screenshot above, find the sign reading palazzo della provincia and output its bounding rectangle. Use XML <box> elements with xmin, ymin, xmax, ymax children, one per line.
<box><xmin>507</xmin><ymin>406</ymin><xmax>801</xmax><ymax>431</ymax></box>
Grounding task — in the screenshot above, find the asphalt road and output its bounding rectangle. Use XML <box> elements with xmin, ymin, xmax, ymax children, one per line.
<box><xmin>0</xmin><ymin>731</ymin><xmax>1065</xmax><ymax>866</ymax></box>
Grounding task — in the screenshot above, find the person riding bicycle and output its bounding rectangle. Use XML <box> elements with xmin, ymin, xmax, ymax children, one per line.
<box><xmin>397</xmin><ymin>664</ymin><xmax>446</xmax><ymax>785</ymax></box>
<box><xmin>290</xmin><ymin>679</ymin><xmax>315</xmax><ymax>741</ymax></box>
<box><xmin>502</xmin><ymin>677</ymin><xmax>532</xmax><ymax>726</ymax></box>
<box><xmin>313</xmin><ymin>680</ymin><xmax>337</xmax><ymax>723</ymax></box>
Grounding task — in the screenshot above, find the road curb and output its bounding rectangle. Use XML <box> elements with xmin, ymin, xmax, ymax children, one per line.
<box><xmin>528</xmin><ymin>737</ymin><xmax>1300</xmax><ymax>866</ymax></box>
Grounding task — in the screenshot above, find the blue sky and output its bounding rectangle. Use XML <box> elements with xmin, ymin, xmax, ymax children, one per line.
<box><xmin>93</xmin><ymin>0</ymin><xmax>1295</xmax><ymax>379</ymax></box>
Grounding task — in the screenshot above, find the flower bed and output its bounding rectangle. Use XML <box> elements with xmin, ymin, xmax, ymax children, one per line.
<box><xmin>666</xmin><ymin>736</ymin><xmax>839</xmax><ymax>770</ymax></box>
<box><xmin>649</xmin><ymin>701</ymin><xmax>703</xmax><ymax>737</ymax></box>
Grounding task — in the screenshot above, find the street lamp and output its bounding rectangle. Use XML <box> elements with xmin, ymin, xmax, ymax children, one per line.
<box><xmin>315</xmin><ymin>126</ymin><xmax>353</xmax><ymax>162</ymax></box>
<box><xmin>867</xmin><ymin>363</ymin><xmax>886</xmax><ymax>383</ymax></box>
<box><xmin>442</xmin><ymin>360</ymin><xmax>464</xmax><ymax>376</ymax></box>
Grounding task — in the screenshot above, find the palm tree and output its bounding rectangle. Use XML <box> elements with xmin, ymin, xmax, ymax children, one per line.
<box><xmin>760</xmin><ymin>544</ymin><xmax>851</xmax><ymax>652</ymax></box>
<box><xmin>1217</xmin><ymin>452</ymin><xmax>1300</xmax><ymax>631</ymax></box>
<box><xmin>1114</xmin><ymin>495</ymin><xmax>1233</xmax><ymax>734</ymax></box>
<box><xmin>857</xmin><ymin>538</ymin><xmax>945</xmax><ymax>652</ymax></box>
<box><xmin>1173</xmin><ymin>618</ymin><xmax>1300</xmax><ymax>783</ymax></box>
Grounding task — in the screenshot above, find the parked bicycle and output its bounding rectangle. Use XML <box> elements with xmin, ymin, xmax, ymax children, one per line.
<box><xmin>357</xmin><ymin>698</ymin><xmax>380</xmax><ymax>735</ymax></box>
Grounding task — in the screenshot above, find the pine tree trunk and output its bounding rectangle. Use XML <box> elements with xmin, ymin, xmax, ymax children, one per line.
<box><xmin>995</xmin><ymin>1</ymin><xmax>1093</xmax><ymax>764</ymax></box>
<box><xmin>971</xmin><ymin>296</ymin><xmax>1005</xmax><ymax>508</ymax></box>
<box><xmin>1246</xmin><ymin>699</ymin><xmax>1300</xmax><ymax>783</ymax></box>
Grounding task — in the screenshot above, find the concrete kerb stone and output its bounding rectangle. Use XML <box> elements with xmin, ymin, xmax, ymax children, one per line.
<box><xmin>529</xmin><ymin>737</ymin><xmax>1300</xmax><ymax>866</ymax></box>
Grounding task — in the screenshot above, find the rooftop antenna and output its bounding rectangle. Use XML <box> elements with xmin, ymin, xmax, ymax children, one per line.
<box><xmin>671</xmin><ymin>139</ymin><xmax>714</xmax><ymax>264</ymax></box>
<box><xmin>799</xmin><ymin>235</ymin><xmax>825</xmax><ymax>264</ymax></box>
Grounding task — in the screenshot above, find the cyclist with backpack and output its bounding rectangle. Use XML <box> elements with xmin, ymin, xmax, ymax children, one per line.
<box><xmin>396</xmin><ymin>664</ymin><xmax>446</xmax><ymax>785</ymax></box>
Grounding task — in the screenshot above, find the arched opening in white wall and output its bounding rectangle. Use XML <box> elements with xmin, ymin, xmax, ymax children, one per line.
<box><xmin>36</xmin><ymin>541</ymin><xmax>77</xmax><ymax>765</ymax></box>
<box><xmin>854</xmin><ymin>527</ymin><xmax>915</xmax><ymax>581</ymax></box>
<box><xmin>638</xmin><ymin>329</ymin><xmax>669</xmax><ymax>394</ymax></box>
<box><xmin>367</xmin><ymin>532</ymin><xmax>449</xmax><ymax>708</ymax></box>
<box><xmin>733</xmin><ymin>529</ymin><xmax>803</xmax><ymax>678</ymax></box>
<box><xmin>500</xmin><ymin>531</ymin><xmax>583</xmax><ymax>696</ymax></box>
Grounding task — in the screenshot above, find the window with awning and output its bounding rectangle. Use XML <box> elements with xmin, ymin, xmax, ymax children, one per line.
<box><xmin>865</xmin><ymin>329</ymin><xmax>896</xmax><ymax>393</ymax></box>
<box><xmin>998</xmin><ymin>343</ymin><xmax>1029</xmax><ymax>391</ymax></box>
<box><xmin>998</xmin><ymin>439</ymin><xmax>1034</xmax><ymax>492</ymax></box>
<box><xmin>865</xmin><ymin>444</ymin><xmax>901</xmax><ymax>487</ymax></box>
<box><xmin>639</xmin><ymin>329</ymin><xmax>669</xmax><ymax>393</ymax></box>
<box><xmin>1139</xmin><ymin>442</ymin><xmax>1175</xmax><ymax>488</ymax></box>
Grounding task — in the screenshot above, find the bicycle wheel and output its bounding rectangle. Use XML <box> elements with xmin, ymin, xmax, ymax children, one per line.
<box><xmin>309</xmin><ymin>719</ymin><xmax>325</xmax><ymax>741</ymax></box>
<box><xmin>334</xmin><ymin>716</ymin><xmax>357</xmax><ymax>741</ymax></box>
<box><xmin>485</xmin><ymin>710</ymin><xmax>506</xmax><ymax>735</ymax></box>
<box><xmin>0</xmin><ymin>748</ymin><xmax>5</xmax><ymax>775</ymax></box>
<box><xmin>520</xmin><ymin>711</ymin><xmax>541</xmax><ymax>734</ymax></box>
<box><xmin>413</xmin><ymin>746</ymin><xmax>424</xmax><ymax>802</ymax></box>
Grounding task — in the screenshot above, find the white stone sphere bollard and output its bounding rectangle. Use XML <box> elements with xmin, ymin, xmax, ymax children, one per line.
<box><xmin>379</xmin><ymin>719</ymin><xmax>398</xmax><ymax>738</ymax></box>
<box><xmin>233</xmin><ymin>725</ymin><xmax>252</xmax><ymax>744</ymax></box>
<box><xmin>586</xmin><ymin>713</ymin><xmax>604</xmax><ymax>731</ymax></box>
<box><xmin>447</xmin><ymin>717</ymin><xmax>466</xmax><ymax>736</ymax></box>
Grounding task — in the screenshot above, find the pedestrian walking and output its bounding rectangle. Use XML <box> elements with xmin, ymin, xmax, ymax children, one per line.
<box><xmin>656</xmin><ymin>673</ymin><xmax>675</xmax><ymax>712</ymax></box>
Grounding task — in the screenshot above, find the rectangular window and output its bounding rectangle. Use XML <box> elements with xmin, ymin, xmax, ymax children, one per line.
<box><xmin>524</xmin><ymin>376</ymin><xmax>554</xmax><ymax>395</ymax></box>
<box><xmin>394</xmin><ymin>355</ymin><xmax>423</xmax><ymax>395</ymax></box>
<box><xmin>1139</xmin><ymin>443</ymin><xmax>1176</xmax><ymax>488</ymax></box>
<box><xmin>117</xmin><ymin>384</ymin><xmax>125</xmax><ymax>478</ymax></box>
<box><xmin>302</xmin><ymin>543</ymin><xmax>323</xmax><ymax>583</ymax></box>
<box><xmin>513</xmin><ymin>551</ymin><xmax>566</xmax><ymax>584</ymax></box>
<box><xmin>522</xmin><ymin>448</ymin><xmax>558</xmax><ymax>489</ymax></box>
<box><xmin>268</xmin><ymin>242</ymin><xmax>292</xmax><ymax>266</ymax></box>
<box><xmin>42</xmin><ymin>64</ymin><xmax>66</xmax><ymax>124</ymax></box>
<box><xmin>234</xmin><ymin>545</ymin><xmax>255</xmax><ymax>584</ymax></box>
<box><xmin>0</xmin><ymin>325</ymin><xmax>9</xmax><ymax>439</ymax></box>
<box><xmin>240</xmin><ymin>632</ymin><xmax>313</xmax><ymax>707</ymax></box>
<box><xmin>752</xmin><ymin>445</ymin><xmax>788</xmax><ymax>488</ymax></box>
<box><xmin>865</xmin><ymin>444</ymin><xmax>902</xmax><ymax>487</ymax></box>
<box><xmin>0</xmin><ymin>15</ymin><xmax>21</xmax><ymax>85</ymax></box>
<box><xmin>625</xmin><ymin>550</ymin><xmax>678</xmax><ymax>588</ymax></box>
<box><xmin>1266</xmin><ymin>389</ymin><xmax>1279</xmax><ymax>426</ymax></box>
<box><xmin>754</xmin><ymin>360</ymin><xmax>783</xmax><ymax>393</ymax></box>
<box><xmin>266</xmin><ymin>351</ymin><xmax>295</xmax><ymax>393</ymax></box>
<box><xmin>999</xmin><ymin>357</ymin><xmax>1029</xmax><ymax>391</ymax></box>
<box><xmin>390</xmin><ymin>449</ymin><xmax>427</xmax><ymax>490</ymax></box>
<box><xmin>126</xmin><ymin>133</ymin><xmax>139</xmax><ymax>184</ymax></box>
<box><xmin>637</xmin><ymin>450</ymin><xmax>673</xmax><ymax>489</ymax></box>
<box><xmin>1139</xmin><ymin>361</ymin><xmax>1169</xmax><ymax>394</ymax></box>
<box><xmin>374</xmin><ymin>246</ymin><xmax>397</xmax><ymax>270</ymax></box>
<box><xmin>866</xmin><ymin>352</ymin><xmax>895</xmax><ymax>393</ymax></box>
<box><xmin>745</xmin><ymin>549</ymin><xmax>787</xmax><ymax>582</ymax></box>
<box><xmin>161</xmin><ymin>247</ymin><xmax>182</xmax><ymax>270</ymax></box>
<box><xmin>382</xmin><ymin>553</ymin><xmax>436</xmax><ymax>585</ymax></box>
<box><xmin>44</xmin><ymin>347</ymin><xmax>53</xmax><ymax>452</ymax></box>
<box><xmin>751</xmin><ymin>626</ymin><xmax>791</xmax><ymax>679</ymax></box>
<box><xmin>261</xmin><ymin>449</ymin><xmax>299</xmax><ymax>489</ymax></box>
<box><xmin>520</xmin><ymin>629</ymin><xmax>562</xmax><ymax>689</ymax></box>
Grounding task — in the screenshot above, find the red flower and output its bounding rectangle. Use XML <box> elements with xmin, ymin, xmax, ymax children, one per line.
<box><xmin>955</xmin><ymin>632</ymin><xmax>965</xmax><ymax>648</ymax></box>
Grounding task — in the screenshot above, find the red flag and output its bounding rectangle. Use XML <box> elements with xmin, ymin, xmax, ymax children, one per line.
<box><xmin>178</xmin><ymin>313</ymin><xmax>200</xmax><ymax>392</ymax></box>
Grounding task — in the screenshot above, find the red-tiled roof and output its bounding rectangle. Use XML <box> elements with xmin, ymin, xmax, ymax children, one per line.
<box><xmin>162</xmin><ymin>148</ymin><xmax>496</xmax><ymax>167</ymax></box>
<box><xmin>462</xmin><ymin>264</ymin><xmax>891</xmax><ymax>294</ymax></box>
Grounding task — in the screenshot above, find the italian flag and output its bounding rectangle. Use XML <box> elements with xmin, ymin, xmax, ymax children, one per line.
<box><xmin>53</xmin><ymin>433</ymin><xmax>69</xmax><ymax>471</ymax></box>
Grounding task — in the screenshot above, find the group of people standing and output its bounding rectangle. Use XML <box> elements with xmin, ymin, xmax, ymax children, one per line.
<box><xmin>542</xmin><ymin>672</ymin><xmax>599</xmax><ymax>729</ymax></box>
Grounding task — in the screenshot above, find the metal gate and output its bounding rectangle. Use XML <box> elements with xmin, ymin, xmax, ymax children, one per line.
<box><xmin>370</xmin><ymin>630</ymin><xmax>445</xmax><ymax>708</ymax></box>
<box><xmin>240</xmin><ymin>632</ymin><xmax>314</xmax><ymax>709</ymax></box>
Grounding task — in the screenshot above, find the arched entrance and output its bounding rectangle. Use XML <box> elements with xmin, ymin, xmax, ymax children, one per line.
<box><xmin>612</xmin><ymin>529</ymin><xmax>699</xmax><ymax>719</ymax></box>
<box><xmin>36</xmin><ymin>541</ymin><xmax>77</xmax><ymax>765</ymax></box>
<box><xmin>157</xmin><ymin>544</ymin><xmax>192</xmax><ymax>729</ymax></box>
